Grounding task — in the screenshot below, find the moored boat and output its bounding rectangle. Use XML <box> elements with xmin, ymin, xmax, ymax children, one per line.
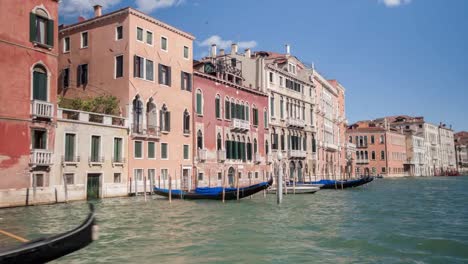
<box><xmin>267</xmin><ymin>185</ymin><xmax>320</xmax><ymax>194</ymax></box>
<box><xmin>0</xmin><ymin>204</ymin><xmax>97</xmax><ymax>264</ymax></box>
<box><xmin>154</xmin><ymin>178</ymin><xmax>273</xmax><ymax>200</ymax></box>
<box><xmin>303</xmin><ymin>176</ymin><xmax>374</xmax><ymax>189</ymax></box>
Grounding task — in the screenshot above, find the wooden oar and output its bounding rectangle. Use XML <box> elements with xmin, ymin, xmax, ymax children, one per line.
<box><xmin>0</xmin><ymin>229</ymin><xmax>29</xmax><ymax>243</ymax></box>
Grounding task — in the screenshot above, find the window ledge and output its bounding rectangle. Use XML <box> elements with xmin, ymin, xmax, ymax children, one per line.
<box><xmin>161</xmin><ymin>131</ymin><xmax>170</xmax><ymax>135</ymax></box>
<box><xmin>33</xmin><ymin>42</ymin><xmax>52</xmax><ymax>50</ymax></box>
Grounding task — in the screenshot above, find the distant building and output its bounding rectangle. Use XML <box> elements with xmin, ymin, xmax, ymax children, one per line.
<box><xmin>58</xmin><ymin>6</ymin><xmax>195</xmax><ymax>191</ymax></box>
<box><xmin>192</xmin><ymin>46</ymin><xmax>270</xmax><ymax>187</ymax></box>
<box><xmin>347</xmin><ymin>121</ymin><xmax>407</xmax><ymax>177</ymax></box>
<box><xmin>0</xmin><ymin>0</ymin><xmax>59</xmax><ymax>208</ymax></box>
<box><xmin>454</xmin><ymin>131</ymin><xmax>468</xmax><ymax>174</ymax></box>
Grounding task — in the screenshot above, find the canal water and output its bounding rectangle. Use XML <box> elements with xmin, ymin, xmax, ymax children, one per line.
<box><xmin>1</xmin><ymin>177</ymin><xmax>467</xmax><ymax>263</ymax></box>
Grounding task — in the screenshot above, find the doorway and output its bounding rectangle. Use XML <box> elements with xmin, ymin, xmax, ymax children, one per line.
<box><xmin>87</xmin><ymin>173</ymin><xmax>101</xmax><ymax>200</ymax></box>
<box><xmin>182</xmin><ymin>168</ymin><xmax>190</xmax><ymax>190</ymax></box>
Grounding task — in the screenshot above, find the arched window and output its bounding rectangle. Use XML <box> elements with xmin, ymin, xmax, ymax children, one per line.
<box><xmin>245</xmin><ymin>103</ymin><xmax>250</xmax><ymax>122</ymax></box>
<box><xmin>254</xmin><ymin>138</ymin><xmax>258</xmax><ymax>154</ymax></box>
<box><xmin>252</xmin><ymin>105</ymin><xmax>258</xmax><ymax>126</ymax></box>
<box><xmin>264</xmin><ymin>108</ymin><xmax>268</xmax><ymax>128</ymax></box>
<box><xmin>265</xmin><ymin>140</ymin><xmax>269</xmax><ymax>155</ymax></box>
<box><xmin>160</xmin><ymin>104</ymin><xmax>171</xmax><ymax>132</ymax></box>
<box><xmin>365</xmin><ymin>151</ymin><xmax>368</xmax><ymax>160</ymax></box>
<box><xmin>30</xmin><ymin>7</ymin><xmax>53</xmax><ymax>46</ymax></box>
<box><xmin>381</xmin><ymin>150</ymin><xmax>385</xmax><ymax>160</ymax></box>
<box><xmin>147</xmin><ymin>98</ymin><xmax>157</xmax><ymax>132</ymax></box>
<box><xmin>197</xmin><ymin>130</ymin><xmax>203</xmax><ymax>149</ymax></box>
<box><xmin>183</xmin><ymin>109</ymin><xmax>190</xmax><ymax>134</ymax></box>
<box><xmin>356</xmin><ymin>151</ymin><xmax>360</xmax><ymax>160</ymax></box>
<box><xmin>217</xmin><ymin>133</ymin><xmax>222</xmax><ymax>150</ymax></box>
<box><xmin>225</xmin><ymin>97</ymin><xmax>230</xmax><ymax>119</ymax></box>
<box><xmin>247</xmin><ymin>137</ymin><xmax>252</xmax><ymax>161</ymax></box>
<box><xmin>32</xmin><ymin>65</ymin><xmax>48</xmax><ymax>101</ymax></box>
<box><xmin>196</xmin><ymin>89</ymin><xmax>203</xmax><ymax>115</ymax></box>
<box><xmin>215</xmin><ymin>94</ymin><xmax>221</xmax><ymax>118</ymax></box>
<box><xmin>280</xmin><ymin>129</ymin><xmax>285</xmax><ymax>150</ymax></box>
<box><xmin>132</xmin><ymin>95</ymin><xmax>143</xmax><ymax>133</ymax></box>
<box><xmin>371</xmin><ymin>151</ymin><xmax>376</xmax><ymax>160</ymax></box>
<box><xmin>280</xmin><ymin>96</ymin><xmax>284</xmax><ymax>119</ymax></box>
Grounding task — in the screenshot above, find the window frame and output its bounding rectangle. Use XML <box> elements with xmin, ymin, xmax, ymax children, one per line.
<box><xmin>113</xmin><ymin>137</ymin><xmax>124</xmax><ymax>163</ymax></box>
<box><xmin>134</xmin><ymin>140</ymin><xmax>143</xmax><ymax>159</ymax></box>
<box><xmin>115</xmin><ymin>55</ymin><xmax>124</xmax><ymax>79</ymax></box>
<box><xmin>183</xmin><ymin>46</ymin><xmax>189</xmax><ymax>59</ymax></box>
<box><xmin>63</xmin><ymin>36</ymin><xmax>70</xmax><ymax>53</ymax></box>
<box><xmin>80</xmin><ymin>31</ymin><xmax>88</xmax><ymax>48</ymax></box>
<box><xmin>161</xmin><ymin>36</ymin><xmax>168</xmax><ymax>52</ymax></box>
<box><xmin>147</xmin><ymin>141</ymin><xmax>156</xmax><ymax>160</ymax></box>
<box><xmin>146</xmin><ymin>30</ymin><xmax>153</xmax><ymax>46</ymax></box>
<box><xmin>183</xmin><ymin>144</ymin><xmax>190</xmax><ymax>160</ymax></box>
<box><xmin>63</xmin><ymin>173</ymin><xmax>75</xmax><ymax>185</ymax></box>
<box><xmin>115</xmin><ymin>25</ymin><xmax>123</xmax><ymax>40</ymax></box>
<box><xmin>161</xmin><ymin>142</ymin><xmax>169</xmax><ymax>160</ymax></box>
<box><xmin>136</xmin><ymin>27</ymin><xmax>144</xmax><ymax>42</ymax></box>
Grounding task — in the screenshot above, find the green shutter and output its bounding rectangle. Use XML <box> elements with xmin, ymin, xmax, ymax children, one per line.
<box><xmin>135</xmin><ymin>141</ymin><xmax>141</xmax><ymax>158</ymax></box>
<box><xmin>181</xmin><ymin>72</ymin><xmax>185</xmax><ymax>90</ymax></box>
<box><xmin>233</xmin><ymin>141</ymin><xmax>238</xmax><ymax>160</ymax></box>
<box><xmin>47</xmin><ymin>19</ymin><xmax>54</xmax><ymax>46</ymax></box>
<box><xmin>231</xmin><ymin>102</ymin><xmax>235</xmax><ymax>119</ymax></box>
<box><xmin>166</xmin><ymin>111</ymin><xmax>171</xmax><ymax>131</ymax></box>
<box><xmin>65</xmin><ymin>134</ymin><xmax>74</xmax><ymax>161</ymax></box>
<box><xmin>114</xmin><ymin>138</ymin><xmax>121</xmax><ymax>161</ymax></box>
<box><xmin>215</xmin><ymin>98</ymin><xmax>220</xmax><ymax>118</ymax></box>
<box><xmin>148</xmin><ymin>142</ymin><xmax>155</xmax><ymax>158</ymax></box>
<box><xmin>225</xmin><ymin>100</ymin><xmax>230</xmax><ymax>119</ymax></box>
<box><xmin>167</xmin><ymin>66</ymin><xmax>172</xmax><ymax>86</ymax></box>
<box><xmin>246</xmin><ymin>106</ymin><xmax>249</xmax><ymax>121</ymax></box>
<box><xmin>196</xmin><ymin>93</ymin><xmax>202</xmax><ymax>114</ymax></box>
<box><xmin>264</xmin><ymin>111</ymin><xmax>268</xmax><ymax>128</ymax></box>
<box><xmin>30</xmin><ymin>13</ymin><xmax>36</xmax><ymax>42</ymax></box>
<box><xmin>33</xmin><ymin>72</ymin><xmax>47</xmax><ymax>101</ymax></box>
<box><xmin>184</xmin><ymin>145</ymin><xmax>189</xmax><ymax>159</ymax></box>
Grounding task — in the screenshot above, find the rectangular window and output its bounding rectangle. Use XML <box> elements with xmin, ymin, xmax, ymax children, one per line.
<box><xmin>253</xmin><ymin>109</ymin><xmax>258</xmax><ymax>126</ymax></box>
<box><xmin>270</xmin><ymin>97</ymin><xmax>274</xmax><ymax>117</ymax></box>
<box><xmin>382</xmin><ymin>167</ymin><xmax>386</xmax><ymax>173</ymax></box>
<box><xmin>32</xmin><ymin>129</ymin><xmax>47</xmax><ymax>149</ymax></box>
<box><xmin>77</xmin><ymin>64</ymin><xmax>88</xmax><ymax>86</ymax></box>
<box><xmin>215</xmin><ymin>97</ymin><xmax>221</xmax><ymax>118</ymax></box>
<box><xmin>158</xmin><ymin>64</ymin><xmax>171</xmax><ymax>86</ymax></box>
<box><xmin>279</xmin><ymin>76</ymin><xmax>284</xmax><ymax>87</ymax></box>
<box><xmin>64</xmin><ymin>173</ymin><xmax>74</xmax><ymax>185</ymax></box>
<box><xmin>218</xmin><ymin>172</ymin><xmax>222</xmax><ymax>180</ymax></box>
<box><xmin>184</xmin><ymin>46</ymin><xmax>189</xmax><ymax>59</ymax></box>
<box><xmin>161</xmin><ymin>169</ymin><xmax>168</xmax><ymax>180</ymax></box>
<box><xmin>64</xmin><ymin>133</ymin><xmax>75</xmax><ymax>162</ymax></box>
<box><xmin>63</xmin><ymin>37</ymin><xmax>70</xmax><ymax>52</ymax></box>
<box><xmin>134</xmin><ymin>56</ymin><xmax>144</xmax><ymax>78</ymax></box>
<box><xmin>30</xmin><ymin>13</ymin><xmax>53</xmax><ymax>46</ymax></box>
<box><xmin>146</xmin><ymin>31</ymin><xmax>153</xmax><ymax>45</ymax></box>
<box><xmin>137</xmin><ymin>27</ymin><xmax>143</xmax><ymax>41</ymax></box>
<box><xmin>198</xmin><ymin>172</ymin><xmax>204</xmax><ymax>181</ymax></box>
<box><xmin>148</xmin><ymin>142</ymin><xmax>155</xmax><ymax>159</ymax></box>
<box><xmin>148</xmin><ymin>169</ymin><xmax>155</xmax><ymax>182</ymax></box>
<box><xmin>269</xmin><ymin>72</ymin><xmax>274</xmax><ymax>83</ymax></box>
<box><xmin>134</xmin><ymin>141</ymin><xmax>142</xmax><ymax>158</ymax></box>
<box><xmin>196</xmin><ymin>92</ymin><xmax>202</xmax><ymax>115</ymax></box>
<box><xmin>161</xmin><ymin>36</ymin><xmax>168</xmax><ymax>51</ymax></box>
<box><xmin>114</xmin><ymin>173</ymin><xmax>121</xmax><ymax>183</ymax></box>
<box><xmin>115</xmin><ymin>55</ymin><xmax>123</xmax><ymax>78</ymax></box>
<box><xmin>181</xmin><ymin>72</ymin><xmax>192</xmax><ymax>91</ymax></box>
<box><xmin>134</xmin><ymin>169</ymin><xmax>143</xmax><ymax>181</ymax></box>
<box><xmin>81</xmin><ymin>32</ymin><xmax>88</xmax><ymax>48</ymax></box>
<box><xmin>255</xmin><ymin>172</ymin><xmax>259</xmax><ymax>179</ymax></box>
<box><xmin>63</xmin><ymin>68</ymin><xmax>70</xmax><ymax>89</ymax></box>
<box><xmin>264</xmin><ymin>111</ymin><xmax>268</xmax><ymax>128</ymax></box>
<box><xmin>90</xmin><ymin>135</ymin><xmax>101</xmax><ymax>162</ymax></box>
<box><xmin>113</xmin><ymin>138</ymin><xmax>123</xmax><ymax>162</ymax></box>
<box><xmin>183</xmin><ymin>144</ymin><xmax>189</xmax><ymax>160</ymax></box>
<box><xmin>116</xmin><ymin>26</ymin><xmax>123</xmax><ymax>40</ymax></box>
<box><xmin>146</xmin><ymin>59</ymin><xmax>154</xmax><ymax>81</ymax></box>
<box><xmin>225</xmin><ymin>100</ymin><xmax>230</xmax><ymax>119</ymax></box>
<box><xmin>33</xmin><ymin>173</ymin><xmax>45</xmax><ymax>187</ymax></box>
<box><xmin>161</xmin><ymin>143</ymin><xmax>168</xmax><ymax>159</ymax></box>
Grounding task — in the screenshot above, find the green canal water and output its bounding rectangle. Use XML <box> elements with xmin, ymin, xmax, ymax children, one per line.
<box><xmin>1</xmin><ymin>177</ymin><xmax>468</xmax><ymax>263</ymax></box>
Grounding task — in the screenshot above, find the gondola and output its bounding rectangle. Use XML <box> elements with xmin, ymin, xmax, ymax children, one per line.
<box><xmin>0</xmin><ymin>204</ymin><xmax>97</xmax><ymax>264</ymax></box>
<box><xmin>154</xmin><ymin>177</ymin><xmax>273</xmax><ymax>200</ymax></box>
<box><xmin>303</xmin><ymin>176</ymin><xmax>374</xmax><ymax>189</ymax></box>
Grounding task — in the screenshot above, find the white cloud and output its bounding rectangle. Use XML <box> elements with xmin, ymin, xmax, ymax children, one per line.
<box><xmin>60</xmin><ymin>0</ymin><xmax>122</xmax><ymax>18</ymax></box>
<box><xmin>198</xmin><ymin>35</ymin><xmax>257</xmax><ymax>50</ymax></box>
<box><xmin>135</xmin><ymin>0</ymin><xmax>185</xmax><ymax>13</ymax></box>
<box><xmin>380</xmin><ymin>0</ymin><xmax>412</xmax><ymax>7</ymax></box>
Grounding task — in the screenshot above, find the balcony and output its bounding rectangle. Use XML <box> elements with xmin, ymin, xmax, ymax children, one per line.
<box><xmin>217</xmin><ymin>150</ymin><xmax>226</xmax><ymax>162</ymax></box>
<box><xmin>356</xmin><ymin>159</ymin><xmax>369</xmax><ymax>164</ymax></box>
<box><xmin>324</xmin><ymin>142</ymin><xmax>340</xmax><ymax>152</ymax></box>
<box><xmin>112</xmin><ymin>156</ymin><xmax>126</xmax><ymax>167</ymax></box>
<box><xmin>288</xmin><ymin>150</ymin><xmax>307</xmax><ymax>159</ymax></box>
<box><xmin>254</xmin><ymin>153</ymin><xmax>264</xmax><ymax>164</ymax></box>
<box><xmin>230</xmin><ymin>118</ymin><xmax>250</xmax><ymax>132</ymax></box>
<box><xmin>147</xmin><ymin>125</ymin><xmax>161</xmax><ymax>138</ymax></box>
<box><xmin>61</xmin><ymin>155</ymin><xmax>80</xmax><ymax>165</ymax></box>
<box><xmin>356</xmin><ymin>143</ymin><xmax>368</xmax><ymax>149</ymax></box>
<box><xmin>88</xmin><ymin>156</ymin><xmax>104</xmax><ymax>165</ymax></box>
<box><xmin>58</xmin><ymin>108</ymin><xmax>126</xmax><ymax>127</ymax></box>
<box><xmin>131</xmin><ymin>124</ymin><xmax>161</xmax><ymax>139</ymax></box>
<box><xmin>286</xmin><ymin>118</ymin><xmax>306</xmax><ymax>128</ymax></box>
<box><xmin>30</xmin><ymin>149</ymin><xmax>53</xmax><ymax>166</ymax></box>
<box><xmin>198</xmin><ymin>149</ymin><xmax>207</xmax><ymax>162</ymax></box>
<box><xmin>32</xmin><ymin>100</ymin><xmax>54</xmax><ymax>119</ymax></box>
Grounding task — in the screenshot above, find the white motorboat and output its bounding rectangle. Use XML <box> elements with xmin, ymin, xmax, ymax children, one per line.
<box><xmin>267</xmin><ymin>185</ymin><xmax>320</xmax><ymax>194</ymax></box>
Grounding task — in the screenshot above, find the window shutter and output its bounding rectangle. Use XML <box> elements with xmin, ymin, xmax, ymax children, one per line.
<box><xmin>166</xmin><ymin>111</ymin><xmax>171</xmax><ymax>131</ymax></box>
<box><xmin>82</xmin><ymin>65</ymin><xmax>88</xmax><ymax>85</ymax></box>
<box><xmin>158</xmin><ymin>64</ymin><xmax>162</xmax><ymax>84</ymax></box>
<box><xmin>167</xmin><ymin>66</ymin><xmax>172</xmax><ymax>86</ymax></box>
<box><xmin>231</xmin><ymin>102</ymin><xmax>235</xmax><ymax>119</ymax></box>
<box><xmin>188</xmin><ymin>74</ymin><xmax>192</xmax><ymax>91</ymax></box>
<box><xmin>30</xmin><ymin>13</ymin><xmax>36</xmax><ymax>42</ymax></box>
<box><xmin>180</xmin><ymin>72</ymin><xmax>185</xmax><ymax>90</ymax></box>
<box><xmin>215</xmin><ymin>98</ymin><xmax>220</xmax><ymax>118</ymax></box>
<box><xmin>77</xmin><ymin>65</ymin><xmax>82</xmax><ymax>86</ymax></box>
<box><xmin>196</xmin><ymin>93</ymin><xmax>202</xmax><ymax>114</ymax></box>
<box><xmin>225</xmin><ymin>100</ymin><xmax>230</xmax><ymax>119</ymax></box>
<box><xmin>47</xmin><ymin>19</ymin><xmax>54</xmax><ymax>46</ymax></box>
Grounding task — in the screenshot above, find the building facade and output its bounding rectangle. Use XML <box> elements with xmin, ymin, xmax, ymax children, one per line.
<box><xmin>347</xmin><ymin>121</ymin><xmax>407</xmax><ymax>177</ymax></box>
<box><xmin>192</xmin><ymin>49</ymin><xmax>270</xmax><ymax>187</ymax></box>
<box><xmin>0</xmin><ymin>0</ymin><xmax>59</xmax><ymax>207</ymax></box>
<box><xmin>50</xmin><ymin>108</ymin><xmax>128</xmax><ymax>202</ymax></box>
<box><xmin>454</xmin><ymin>131</ymin><xmax>468</xmax><ymax>174</ymax></box>
<box><xmin>404</xmin><ymin>133</ymin><xmax>425</xmax><ymax>176</ymax></box>
<box><xmin>58</xmin><ymin>6</ymin><xmax>194</xmax><ymax>191</ymax></box>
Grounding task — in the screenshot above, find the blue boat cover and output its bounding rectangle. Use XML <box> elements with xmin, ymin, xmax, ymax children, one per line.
<box><xmin>154</xmin><ymin>181</ymin><xmax>270</xmax><ymax>196</ymax></box>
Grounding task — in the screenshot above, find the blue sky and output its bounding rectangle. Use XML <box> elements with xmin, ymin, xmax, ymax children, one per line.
<box><xmin>60</xmin><ymin>0</ymin><xmax>468</xmax><ymax>131</ymax></box>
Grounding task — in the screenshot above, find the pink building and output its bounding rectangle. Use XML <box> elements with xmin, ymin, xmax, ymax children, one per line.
<box><xmin>192</xmin><ymin>50</ymin><xmax>270</xmax><ymax>187</ymax></box>
<box><xmin>0</xmin><ymin>0</ymin><xmax>59</xmax><ymax>207</ymax></box>
<box><xmin>347</xmin><ymin>121</ymin><xmax>407</xmax><ymax>177</ymax></box>
<box><xmin>58</xmin><ymin>6</ymin><xmax>194</xmax><ymax>192</ymax></box>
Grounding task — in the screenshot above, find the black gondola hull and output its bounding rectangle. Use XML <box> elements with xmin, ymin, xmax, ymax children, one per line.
<box><xmin>0</xmin><ymin>204</ymin><xmax>97</xmax><ymax>264</ymax></box>
<box><xmin>318</xmin><ymin>176</ymin><xmax>374</xmax><ymax>189</ymax></box>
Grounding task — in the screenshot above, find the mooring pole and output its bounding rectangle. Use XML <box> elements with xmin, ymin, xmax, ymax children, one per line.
<box><xmin>277</xmin><ymin>161</ymin><xmax>283</xmax><ymax>204</ymax></box>
<box><xmin>144</xmin><ymin>176</ymin><xmax>147</xmax><ymax>202</ymax></box>
<box><xmin>236</xmin><ymin>168</ymin><xmax>240</xmax><ymax>201</ymax></box>
<box><xmin>168</xmin><ymin>175</ymin><xmax>172</xmax><ymax>203</ymax></box>
<box><xmin>222</xmin><ymin>169</ymin><xmax>226</xmax><ymax>203</ymax></box>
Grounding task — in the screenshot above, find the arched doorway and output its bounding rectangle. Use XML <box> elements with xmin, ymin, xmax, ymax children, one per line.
<box><xmin>297</xmin><ymin>161</ymin><xmax>303</xmax><ymax>182</ymax></box>
<box><xmin>228</xmin><ymin>167</ymin><xmax>235</xmax><ymax>187</ymax></box>
<box><xmin>289</xmin><ymin>161</ymin><xmax>295</xmax><ymax>181</ymax></box>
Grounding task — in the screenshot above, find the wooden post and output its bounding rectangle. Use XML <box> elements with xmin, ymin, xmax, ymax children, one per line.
<box><xmin>236</xmin><ymin>168</ymin><xmax>240</xmax><ymax>201</ymax></box>
<box><xmin>149</xmin><ymin>174</ymin><xmax>154</xmax><ymax>195</ymax></box>
<box><xmin>25</xmin><ymin>188</ymin><xmax>29</xmax><ymax>206</ymax></box>
<box><xmin>179</xmin><ymin>169</ymin><xmax>183</xmax><ymax>199</ymax></box>
<box><xmin>293</xmin><ymin>174</ymin><xmax>296</xmax><ymax>195</ymax></box>
<box><xmin>158</xmin><ymin>175</ymin><xmax>161</xmax><ymax>189</ymax></box>
<box><xmin>144</xmin><ymin>176</ymin><xmax>147</xmax><ymax>202</ymax></box>
<box><xmin>208</xmin><ymin>169</ymin><xmax>211</xmax><ymax>187</ymax></box>
<box><xmin>168</xmin><ymin>175</ymin><xmax>172</xmax><ymax>203</ymax></box>
<box><xmin>55</xmin><ymin>187</ymin><xmax>58</xmax><ymax>203</ymax></box>
<box><xmin>129</xmin><ymin>177</ymin><xmax>132</xmax><ymax>195</ymax></box>
<box><xmin>63</xmin><ymin>174</ymin><xmax>69</xmax><ymax>203</ymax></box>
<box><xmin>263</xmin><ymin>171</ymin><xmax>266</xmax><ymax>198</ymax></box>
<box><xmin>249</xmin><ymin>171</ymin><xmax>252</xmax><ymax>199</ymax></box>
<box><xmin>222</xmin><ymin>169</ymin><xmax>226</xmax><ymax>203</ymax></box>
<box><xmin>135</xmin><ymin>174</ymin><xmax>138</xmax><ymax>195</ymax></box>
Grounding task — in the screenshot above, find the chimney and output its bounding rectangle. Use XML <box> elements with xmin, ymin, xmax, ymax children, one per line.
<box><xmin>245</xmin><ymin>48</ymin><xmax>251</xmax><ymax>58</ymax></box>
<box><xmin>231</xmin><ymin>43</ymin><xmax>238</xmax><ymax>55</ymax></box>
<box><xmin>285</xmin><ymin>44</ymin><xmax>290</xmax><ymax>55</ymax></box>
<box><xmin>78</xmin><ymin>16</ymin><xmax>86</xmax><ymax>22</ymax></box>
<box><xmin>219</xmin><ymin>49</ymin><xmax>225</xmax><ymax>56</ymax></box>
<box><xmin>94</xmin><ymin>5</ymin><xmax>102</xmax><ymax>17</ymax></box>
<box><xmin>211</xmin><ymin>44</ymin><xmax>217</xmax><ymax>57</ymax></box>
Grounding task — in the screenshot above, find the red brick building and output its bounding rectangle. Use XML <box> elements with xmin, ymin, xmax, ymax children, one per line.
<box><xmin>192</xmin><ymin>47</ymin><xmax>270</xmax><ymax>187</ymax></box>
<box><xmin>0</xmin><ymin>0</ymin><xmax>59</xmax><ymax>206</ymax></box>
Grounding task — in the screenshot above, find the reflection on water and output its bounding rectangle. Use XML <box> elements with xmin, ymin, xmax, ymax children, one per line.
<box><xmin>1</xmin><ymin>177</ymin><xmax>468</xmax><ymax>263</ymax></box>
